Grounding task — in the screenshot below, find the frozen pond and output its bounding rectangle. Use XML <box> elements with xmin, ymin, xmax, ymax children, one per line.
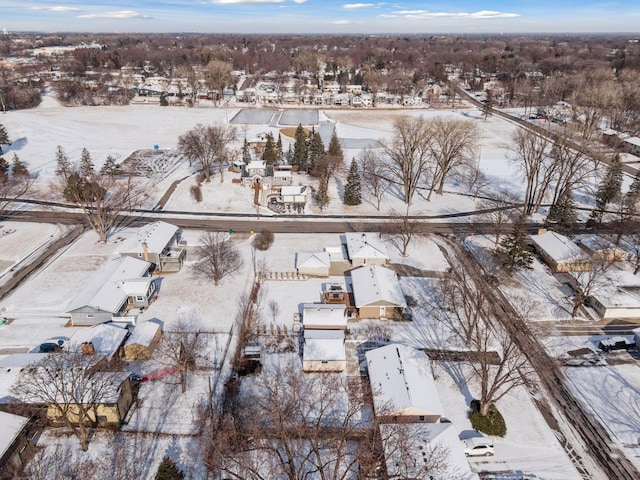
<box><xmin>230</xmin><ymin>109</ymin><xmax>277</xmax><ymax>124</ymax></box>
<box><xmin>341</xmin><ymin>138</ymin><xmax>381</xmax><ymax>149</ymax></box>
<box><xmin>278</xmin><ymin>110</ymin><xmax>318</xmax><ymax>126</ymax></box>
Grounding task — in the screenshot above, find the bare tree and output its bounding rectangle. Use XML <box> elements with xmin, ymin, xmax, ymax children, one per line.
<box><xmin>477</xmin><ymin>191</ymin><xmax>518</xmax><ymax>245</ymax></box>
<box><xmin>193</xmin><ymin>231</ymin><xmax>243</xmax><ymax>286</ymax></box>
<box><xmin>426</xmin><ymin>117</ymin><xmax>479</xmax><ymax>200</ymax></box>
<box><xmin>10</xmin><ymin>348</ymin><xmax>123</xmax><ymax>451</ymax></box>
<box><xmin>380</xmin><ymin>116</ymin><xmax>431</xmax><ymax>204</ymax></box>
<box><xmin>0</xmin><ymin>165</ymin><xmax>33</xmax><ymax>219</ymax></box>
<box><xmin>359</xmin><ymin>148</ymin><xmax>390</xmax><ymax>211</ymax></box>
<box><xmin>565</xmin><ymin>259</ymin><xmax>615</xmax><ymax>318</ymax></box>
<box><xmin>547</xmin><ymin>135</ymin><xmax>595</xmax><ymax>206</ymax></box>
<box><xmin>178</xmin><ymin>123</ymin><xmax>238</xmax><ymax>183</ymax></box>
<box><xmin>268</xmin><ymin>299</ymin><xmax>280</xmax><ymax>324</ymax></box>
<box><xmin>510</xmin><ymin>128</ymin><xmax>551</xmax><ymax>215</ymax></box>
<box><xmin>384</xmin><ymin>206</ymin><xmax>420</xmax><ymax>257</ymax></box>
<box><xmin>204</xmin><ymin>59</ymin><xmax>233</xmax><ymax>104</ymax></box>
<box><xmin>155</xmin><ymin>319</ymin><xmax>207</xmax><ymax>394</ymax></box>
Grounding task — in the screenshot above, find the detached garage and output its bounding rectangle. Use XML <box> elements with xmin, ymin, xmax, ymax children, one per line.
<box><xmin>124</xmin><ymin>320</ymin><xmax>163</xmax><ymax>360</ymax></box>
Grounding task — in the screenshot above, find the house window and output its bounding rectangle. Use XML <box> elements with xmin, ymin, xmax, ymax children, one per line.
<box><xmin>419</xmin><ymin>415</ymin><xmax>425</xmax><ymax>422</ymax></box>
<box><xmin>322</xmin><ymin>361</ymin><xmax>328</xmax><ymax>364</ymax></box>
<box><xmin>137</xmin><ymin>252</ymin><xmax>143</xmax><ymax>257</ymax></box>
<box><xmin>136</xmin><ymin>296</ymin><xmax>145</xmax><ymax>302</ymax></box>
<box><xmin>97</xmin><ymin>415</ymin><xmax>108</xmax><ymax>423</ymax></box>
<box><xmin>87</xmin><ymin>314</ymin><xmax>94</xmax><ymax>318</ymax></box>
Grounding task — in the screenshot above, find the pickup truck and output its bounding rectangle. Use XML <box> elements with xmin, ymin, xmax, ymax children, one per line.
<box><xmin>598</xmin><ymin>336</ymin><xmax>635</xmax><ymax>353</ymax></box>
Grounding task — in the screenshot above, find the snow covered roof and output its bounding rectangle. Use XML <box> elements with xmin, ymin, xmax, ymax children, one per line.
<box><xmin>344</xmin><ymin>232</ymin><xmax>388</xmax><ymax>261</ymax></box>
<box><xmin>302</xmin><ymin>304</ymin><xmax>347</xmax><ymax>328</ymax></box>
<box><xmin>303</xmin><ymin>331</ymin><xmax>346</xmax><ymax>362</ymax></box>
<box><xmin>281</xmin><ymin>185</ymin><xmax>307</xmax><ymax>196</ymax></box>
<box><xmin>0</xmin><ymin>410</ymin><xmax>29</xmax><ymax>459</ymax></box>
<box><xmin>120</xmin><ymin>277</ymin><xmax>155</xmax><ymax>296</ymax></box>
<box><xmin>379</xmin><ymin>423</ymin><xmax>478</xmax><ymax>480</ymax></box>
<box><xmin>296</xmin><ymin>252</ymin><xmax>331</xmax><ymax>269</ymax></box>
<box><xmin>351</xmin><ymin>265</ymin><xmax>407</xmax><ymax>308</ymax></box>
<box><xmin>66</xmin><ymin>256</ymin><xmax>152</xmax><ymax>315</ymax></box>
<box><xmin>118</xmin><ymin>221</ymin><xmax>179</xmax><ymax>256</ymax></box>
<box><xmin>366</xmin><ymin>344</ymin><xmax>444</xmax><ymax>418</ymax></box>
<box><xmin>530</xmin><ymin>231</ymin><xmax>590</xmax><ymax>264</ymax></box>
<box><xmin>623</xmin><ymin>136</ymin><xmax>640</xmax><ymax>147</ymax></box>
<box><xmin>68</xmin><ymin>323</ymin><xmax>129</xmax><ymax>361</ymax></box>
<box><xmin>125</xmin><ymin>320</ymin><xmax>161</xmax><ymax>348</ymax></box>
<box><xmin>0</xmin><ymin>353</ymin><xmax>49</xmax><ymax>369</ymax></box>
<box><xmin>590</xmin><ymin>270</ymin><xmax>640</xmax><ymax>310</ymax></box>
<box><xmin>577</xmin><ymin>235</ymin><xmax>620</xmax><ymax>253</ymax></box>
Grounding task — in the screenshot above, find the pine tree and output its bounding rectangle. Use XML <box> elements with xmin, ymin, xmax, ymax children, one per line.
<box><xmin>285</xmin><ymin>144</ymin><xmax>293</xmax><ymax>164</ymax></box>
<box><xmin>262</xmin><ymin>133</ymin><xmax>277</xmax><ymax>165</ymax></box>
<box><xmin>344</xmin><ymin>159</ymin><xmax>362</xmax><ymax>205</ymax></box>
<box><xmin>11</xmin><ymin>153</ymin><xmax>29</xmax><ymax>178</ymax></box>
<box><xmin>100</xmin><ymin>155</ymin><xmax>121</xmax><ymax>177</ymax></box>
<box><xmin>79</xmin><ymin>148</ymin><xmax>95</xmax><ymax>178</ymax></box>
<box><xmin>0</xmin><ymin>123</ymin><xmax>10</xmax><ymax>151</ymax></box>
<box><xmin>0</xmin><ymin>156</ymin><xmax>9</xmax><ymax>183</ymax></box>
<box><xmin>155</xmin><ymin>456</ymin><xmax>184</xmax><ymax>480</ymax></box>
<box><xmin>55</xmin><ymin>145</ymin><xmax>71</xmax><ymax>179</ymax></box>
<box><xmin>242</xmin><ymin>137</ymin><xmax>251</xmax><ymax>164</ymax></box>
<box><xmin>544</xmin><ymin>188</ymin><xmax>577</xmax><ymax>236</ymax></box>
<box><xmin>327</xmin><ymin>130</ymin><xmax>343</xmax><ymax>159</ymax></box>
<box><xmin>292</xmin><ymin>124</ymin><xmax>308</xmax><ymax>168</ymax></box>
<box><xmin>307</xmin><ymin>129</ymin><xmax>325</xmax><ymax>174</ymax></box>
<box><xmin>483</xmin><ymin>89</ymin><xmax>494</xmax><ymax>120</ymax></box>
<box><xmin>276</xmin><ymin>133</ymin><xmax>283</xmax><ymax>164</ymax></box>
<box><xmin>589</xmin><ymin>154</ymin><xmax>623</xmax><ymax>225</ymax></box>
<box><xmin>496</xmin><ymin>215</ymin><xmax>533</xmax><ymax>274</ymax></box>
<box><xmin>315</xmin><ymin>176</ymin><xmax>330</xmax><ymax>211</ymax></box>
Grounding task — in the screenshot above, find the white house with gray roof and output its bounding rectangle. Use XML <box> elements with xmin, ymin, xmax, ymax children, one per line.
<box><xmin>118</xmin><ymin>221</ymin><xmax>186</xmax><ymax>273</ymax></box>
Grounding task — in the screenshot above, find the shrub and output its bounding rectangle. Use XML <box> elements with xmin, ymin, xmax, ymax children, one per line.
<box><xmin>469</xmin><ymin>400</ymin><xmax>507</xmax><ymax>437</ymax></box>
<box><xmin>252</xmin><ymin>229</ymin><xmax>274</xmax><ymax>251</ymax></box>
<box><xmin>190</xmin><ymin>184</ymin><xmax>202</xmax><ymax>202</ymax></box>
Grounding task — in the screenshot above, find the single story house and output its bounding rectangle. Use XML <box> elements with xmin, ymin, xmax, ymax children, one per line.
<box><xmin>366</xmin><ymin>343</ymin><xmax>444</xmax><ymax>423</ymax></box>
<box><xmin>124</xmin><ymin>320</ymin><xmax>163</xmax><ymax>360</ymax></box>
<box><xmin>351</xmin><ymin>265</ymin><xmax>407</xmax><ymax>319</ymax></box>
<box><xmin>295</xmin><ymin>252</ymin><xmax>330</xmax><ymax>277</ymax></box>
<box><xmin>0</xmin><ymin>410</ymin><xmax>33</xmax><ymax>474</ymax></box>
<box><xmin>344</xmin><ymin>232</ymin><xmax>388</xmax><ymax>266</ymax></box>
<box><xmin>118</xmin><ymin>221</ymin><xmax>186</xmax><ymax>273</ymax></box>
<box><xmin>587</xmin><ymin>270</ymin><xmax>640</xmax><ymax>319</ymax></box>
<box><xmin>530</xmin><ymin>230</ymin><xmax>592</xmax><ymax>273</ymax></box>
<box><xmin>66</xmin><ymin>256</ymin><xmax>154</xmax><ymax>326</ymax></box>
<box><xmin>302</xmin><ymin>304</ymin><xmax>347</xmax><ymax>330</ymax></box>
<box><xmin>68</xmin><ymin>323</ymin><xmax>129</xmax><ymax>363</ymax></box>
<box><xmin>302</xmin><ymin>329</ymin><xmax>346</xmax><ymax>372</ymax></box>
<box><xmin>577</xmin><ymin>235</ymin><xmax>629</xmax><ymax>262</ymax></box>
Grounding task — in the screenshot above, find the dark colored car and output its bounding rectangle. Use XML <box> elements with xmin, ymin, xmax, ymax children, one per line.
<box><xmin>39</xmin><ymin>342</ymin><xmax>62</xmax><ymax>353</ymax></box>
<box><xmin>598</xmin><ymin>336</ymin><xmax>635</xmax><ymax>353</ymax></box>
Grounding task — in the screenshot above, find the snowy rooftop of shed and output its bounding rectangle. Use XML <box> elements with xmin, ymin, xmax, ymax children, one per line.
<box><xmin>125</xmin><ymin>320</ymin><xmax>161</xmax><ymax>348</ymax></box>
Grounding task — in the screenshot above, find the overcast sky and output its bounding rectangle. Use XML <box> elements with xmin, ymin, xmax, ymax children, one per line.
<box><xmin>2</xmin><ymin>1</ymin><xmax>639</xmax><ymax>34</ymax></box>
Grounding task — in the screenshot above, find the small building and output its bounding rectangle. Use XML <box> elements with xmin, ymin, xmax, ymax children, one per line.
<box><xmin>351</xmin><ymin>265</ymin><xmax>407</xmax><ymax>319</ymax></box>
<box><xmin>68</xmin><ymin>323</ymin><xmax>129</xmax><ymax>363</ymax></box>
<box><xmin>281</xmin><ymin>185</ymin><xmax>308</xmax><ymax>206</ymax></box>
<box><xmin>295</xmin><ymin>252</ymin><xmax>330</xmax><ymax>277</ymax></box>
<box><xmin>577</xmin><ymin>235</ymin><xmax>629</xmax><ymax>262</ymax></box>
<box><xmin>587</xmin><ymin>270</ymin><xmax>640</xmax><ymax>319</ymax></box>
<box><xmin>118</xmin><ymin>221</ymin><xmax>186</xmax><ymax>273</ymax></box>
<box><xmin>344</xmin><ymin>232</ymin><xmax>388</xmax><ymax>266</ymax></box>
<box><xmin>66</xmin><ymin>256</ymin><xmax>154</xmax><ymax>326</ymax></box>
<box><xmin>0</xmin><ymin>411</ymin><xmax>32</xmax><ymax>474</ymax></box>
<box><xmin>302</xmin><ymin>304</ymin><xmax>347</xmax><ymax>330</ymax></box>
<box><xmin>124</xmin><ymin>320</ymin><xmax>163</xmax><ymax>360</ymax></box>
<box><xmin>366</xmin><ymin>343</ymin><xmax>444</xmax><ymax>423</ymax></box>
<box><xmin>623</xmin><ymin>136</ymin><xmax>640</xmax><ymax>156</ymax></box>
<box><xmin>302</xmin><ymin>329</ymin><xmax>346</xmax><ymax>372</ymax></box>
<box><xmin>529</xmin><ymin>230</ymin><xmax>592</xmax><ymax>273</ymax></box>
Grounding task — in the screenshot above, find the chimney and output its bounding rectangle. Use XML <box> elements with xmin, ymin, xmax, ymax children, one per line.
<box><xmin>81</xmin><ymin>341</ymin><xmax>95</xmax><ymax>355</ymax></box>
<box><xmin>141</xmin><ymin>241</ymin><xmax>150</xmax><ymax>262</ymax></box>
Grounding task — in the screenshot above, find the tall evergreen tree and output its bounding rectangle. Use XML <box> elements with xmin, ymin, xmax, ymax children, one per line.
<box><xmin>0</xmin><ymin>156</ymin><xmax>9</xmax><ymax>183</ymax></box>
<box><xmin>315</xmin><ymin>176</ymin><xmax>330</xmax><ymax>211</ymax></box>
<box><xmin>292</xmin><ymin>124</ymin><xmax>308</xmax><ymax>168</ymax></box>
<box><xmin>286</xmin><ymin>144</ymin><xmax>294</xmax><ymax>164</ymax></box>
<box><xmin>496</xmin><ymin>215</ymin><xmax>533</xmax><ymax>274</ymax></box>
<box><xmin>11</xmin><ymin>154</ymin><xmax>29</xmax><ymax>178</ymax></box>
<box><xmin>100</xmin><ymin>155</ymin><xmax>121</xmax><ymax>177</ymax></box>
<box><xmin>307</xmin><ymin>128</ymin><xmax>325</xmax><ymax>173</ymax></box>
<box><xmin>544</xmin><ymin>188</ymin><xmax>577</xmax><ymax>236</ymax></box>
<box><xmin>79</xmin><ymin>148</ymin><xmax>95</xmax><ymax>178</ymax></box>
<box><xmin>55</xmin><ymin>145</ymin><xmax>71</xmax><ymax>179</ymax></box>
<box><xmin>327</xmin><ymin>130</ymin><xmax>343</xmax><ymax>159</ymax></box>
<box><xmin>0</xmin><ymin>123</ymin><xmax>10</xmax><ymax>151</ymax></box>
<box><xmin>589</xmin><ymin>154</ymin><xmax>623</xmax><ymax>225</ymax></box>
<box><xmin>262</xmin><ymin>133</ymin><xmax>277</xmax><ymax>165</ymax></box>
<box><xmin>242</xmin><ymin>137</ymin><xmax>251</xmax><ymax>164</ymax></box>
<box><xmin>343</xmin><ymin>159</ymin><xmax>362</xmax><ymax>205</ymax></box>
<box><xmin>276</xmin><ymin>133</ymin><xmax>283</xmax><ymax>163</ymax></box>
<box><xmin>155</xmin><ymin>456</ymin><xmax>184</xmax><ymax>480</ymax></box>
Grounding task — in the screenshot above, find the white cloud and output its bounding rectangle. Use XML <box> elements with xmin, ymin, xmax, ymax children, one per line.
<box><xmin>29</xmin><ymin>6</ymin><xmax>80</xmax><ymax>12</ymax></box>
<box><xmin>292</xmin><ymin>0</ymin><xmax>308</xmax><ymax>3</ymax></box>
<box><xmin>77</xmin><ymin>10</ymin><xmax>150</xmax><ymax>19</ymax></box>
<box><xmin>343</xmin><ymin>3</ymin><xmax>374</xmax><ymax>8</ymax></box>
<box><xmin>212</xmin><ymin>0</ymin><xmax>285</xmax><ymax>4</ymax></box>
<box><xmin>380</xmin><ymin>9</ymin><xmax>520</xmax><ymax>19</ymax></box>
<box><xmin>333</xmin><ymin>20</ymin><xmax>352</xmax><ymax>25</ymax></box>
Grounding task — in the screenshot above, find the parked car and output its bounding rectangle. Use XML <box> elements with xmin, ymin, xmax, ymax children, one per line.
<box><xmin>463</xmin><ymin>437</ymin><xmax>495</xmax><ymax>457</ymax></box>
<box><xmin>598</xmin><ymin>336</ymin><xmax>635</xmax><ymax>353</ymax></box>
<box><xmin>38</xmin><ymin>337</ymin><xmax>69</xmax><ymax>353</ymax></box>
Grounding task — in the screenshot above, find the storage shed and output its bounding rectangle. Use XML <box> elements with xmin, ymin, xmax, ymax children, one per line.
<box><xmin>124</xmin><ymin>320</ymin><xmax>163</xmax><ymax>360</ymax></box>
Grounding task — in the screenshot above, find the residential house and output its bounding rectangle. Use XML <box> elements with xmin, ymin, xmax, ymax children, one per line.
<box><xmin>295</xmin><ymin>252</ymin><xmax>331</xmax><ymax>277</ymax></box>
<box><xmin>302</xmin><ymin>304</ymin><xmax>347</xmax><ymax>330</ymax></box>
<box><xmin>118</xmin><ymin>221</ymin><xmax>186</xmax><ymax>273</ymax></box>
<box><xmin>577</xmin><ymin>235</ymin><xmax>629</xmax><ymax>262</ymax></box>
<box><xmin>124</xmin><ymin>320</ymin><xmax>163</xmax><ymax>360</ymax></box>
<box><xmin>345</xmin><ymin>85</ymin><xmax>363</xmax><ymax>95</ymax></box>
<box><xmin>587</xmin><ymin>270</ymin><xmax>640</xmax><ymax>319</ymax></box>
<box><xmin>344</xmin><ymin>232</ymin><xmax>389</xmax><ymax>266</ymax></box>
<box><xmin>302</xmin><ymin>329</ymin><xmax>346</xmax><ymax>372</ymax></box>
<box><xmin>366</xmin><ymin>343</ymin><xmax>444</xmax><ymax>423</ymax></box>
<box><xmin>351</xmin><ymin>265</ymin><xmax>407</xmax><ymax>319</ymax></box>
<box><xmin>0</xmin><ymin>411</ymin><xmax>33</xmax><ymax>474</ymax></box>
<box><xmin>623</xmin><ymin>136</ymin><xmax>640</xmax><ymax>156</ymax></box>
<box><xmin>530</xmin><ymin>230</ymin><xmax>592</xmax><ymax>273</ymax></box>
<box><xmin>68</xmin><ymin>323</ymin><xmax>129</xmax><ymax>364</ymax></box>
<box><xmin>66</xmin><ymin>256</ymin><xmax>155</xmax><ymax>326</ymax></box>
